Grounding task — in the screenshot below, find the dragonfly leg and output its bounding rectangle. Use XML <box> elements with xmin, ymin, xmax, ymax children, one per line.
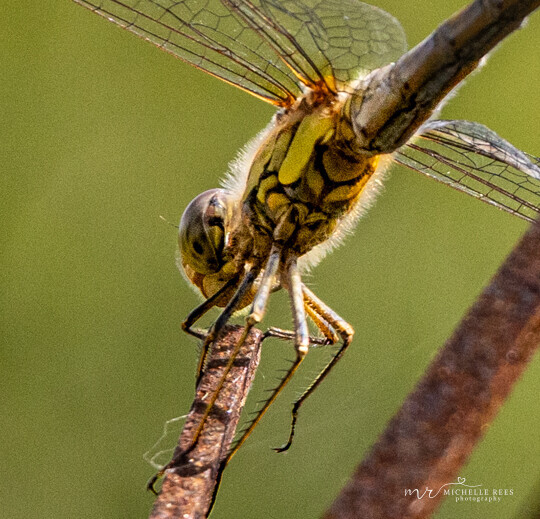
<box><xmin>263</xmin><ymin>296</ymin><xmax>339</xmax><ymax>346</ymax></box>
<box><xmin>187</xmin><ymin>245</ymin><xmax>281</xmax><ymax>451</ymax></box>
<box><xmin>303</xmin><ymin>302</ymin><xmax>340</xmax><ymax>345</ymax></box>
<box><xmin>223</xmin><ymin>255</ymin><xmax>309</xmax><ymax>466</ymax></box>
<box><xmin>190</xmin><ymin>274</ymin><xmax>247</xmax><ymax>384</ymax></box>
<box><xmin>274</xmin><ymin>284</ymin><xmax>354</xmax><ymax>453</ymax></box>
<box><xmin>182</xmin><ymin>274</ymin><xmax>241</xmax><ymax>343</ymax></box>
<box><xmin>263</xmin><ymin>325</ymin><xmax>329</xmax><ymax>346</ymax></box>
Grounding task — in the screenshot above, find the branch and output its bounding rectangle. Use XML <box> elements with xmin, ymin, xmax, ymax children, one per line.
<box><xmin>348</xmin><ymin>0</ymin><xmax>540</xmax><ymax>154</ymax></box>
<box><xmin>323</xmin><ymin>219</ymin><xmax>540</xmax><ymax>519</ymax></box>
<box><xmin>149</xmin><ymin>326</ymin><xmax>263</xmax><ymax>519</ymax></box>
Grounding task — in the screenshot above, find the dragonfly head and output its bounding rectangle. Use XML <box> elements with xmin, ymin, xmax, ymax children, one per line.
<box><xmin>178</xmin><ymin>189</ymin><xmax>235</xmax><ymax>277</ymax></box>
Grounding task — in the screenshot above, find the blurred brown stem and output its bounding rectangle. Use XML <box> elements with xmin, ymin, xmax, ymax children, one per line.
<box><xmin>149</xmin><ymin>325</ymin><xmax>263</xmax><ymax>519</ymax></box>
<box><xmin>323</xmin><ymin>220</ymin><xmax>540</xmax><ymax>519</ymax></box>
<box><xmin>350</xmin><ymin>0</ymin><xmax>540</xmax><ymax>154</ymax></box>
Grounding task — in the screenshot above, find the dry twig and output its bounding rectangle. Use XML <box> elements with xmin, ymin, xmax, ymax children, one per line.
<box><xmin>149</xmin><ymin>326</ymin><xmax>263</xmax><ymax>519</ymax></box>
<box><xmin>350</xmin><ymin>0</ymin><xmax>540</xmax><ymax>154</ymax></box>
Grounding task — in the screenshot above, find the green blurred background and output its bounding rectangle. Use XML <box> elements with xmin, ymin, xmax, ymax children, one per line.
<box><xmin>1</xmin><ymin>1</ymin><xmax>539</xmax><ymax>518</ymax></box>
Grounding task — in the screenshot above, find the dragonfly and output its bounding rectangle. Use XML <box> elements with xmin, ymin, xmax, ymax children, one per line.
<box><xmin>74</xmin><ymin>0</ymin><xmax>540</xmax><ymax>493</ymax></box>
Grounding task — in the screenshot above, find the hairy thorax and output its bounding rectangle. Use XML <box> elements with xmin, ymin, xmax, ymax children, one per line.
<box><xmin>240</xmin><ymin>94</ymin><xmax>379</xmax><ymax>259</ymax></box>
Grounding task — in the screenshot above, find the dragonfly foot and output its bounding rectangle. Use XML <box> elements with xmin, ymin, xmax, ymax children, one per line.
<box><xmin>146</xmin><ymin>468</ymin><xmax>165</xmax><ymax>496</ymax></box>
<box><xmin>272</xmin><ymin>442</ymin><xmax>292</xmax><ymax>453</ymax></box>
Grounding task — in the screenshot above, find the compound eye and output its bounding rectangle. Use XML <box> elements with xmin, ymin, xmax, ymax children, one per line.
<box><xmin>178</xmin><ymin>189</ymin><xmax>232</xmax><ymax>275</ymax></box>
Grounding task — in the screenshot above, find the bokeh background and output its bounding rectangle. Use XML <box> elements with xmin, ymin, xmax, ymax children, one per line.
<box><xmin>1</xmin><ymin>1</ymin><xmax>539</xmax><ymax>518</ymax></box>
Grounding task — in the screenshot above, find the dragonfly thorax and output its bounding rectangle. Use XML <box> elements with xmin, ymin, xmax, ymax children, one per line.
<box><xmin>242</xmin><ymin>101</ymin><xmax>380</xmax><ymax>257</ymax></box>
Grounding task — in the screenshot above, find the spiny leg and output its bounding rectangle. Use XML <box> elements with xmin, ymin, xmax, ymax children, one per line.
<box><xmin>303</xmin><ymin>302</ymin><xmax>340</xmax><ymax>345</ymax></box>
<box><xmin>182</xmin><ymin>274</ymin><xmax>241</xmax><ymax>342</ymax></box>
<box><xmin>263</xmin><ymin>296</ymin><xmax>338</xmax><ymax>346</ymax></box>
<box><xmin>206</xmin><ymin>273</ymin><xmax>339</xmax><ymax>513</ymax></box>
<box><xmin>274</xmin><ymin>284</ymin><xmax>354</xmax><ymax>453</ymax></box>
<box><xmin>194</xmin><ymin>271</ymin><xmax>256</xmax><ymax>384</ymax></box>
<box><xmin>263</xmin><ymin>328</ymin><xmax>327</xmax><ymax>347</ymax></box>
<box><xmin>223</xmin><ymin>255</ymin><xmax>309</xmax><ymax>466</ymax></box>
<box><xmin>187</xmin><ymin>245</ymin><xmax>282</xmax><ymax>452</ymax></box>
<box><xmin>262</xmin><ymin>294</ymin><xmax>339</xmax><ymax>346</ymax></box>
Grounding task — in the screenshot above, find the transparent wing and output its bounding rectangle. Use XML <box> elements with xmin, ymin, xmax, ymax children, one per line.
<box><xmin>393</xmin><ymin>120</ymin><xmax>540</xmax><ymax>222</ymax></box>
<box><xmin>74</xmin><ymin>0</ymin><xmax>299</xmax><ymax>105</ymax></box>
<box><xmin>229</xmin><ymin>0</ymin><xmax>407</xmax><ymax>94</ymax></box>
<box><xmin>73</xmin><ymin>0</ymin><xmax>407</xmax><ymax>106</ymax></box>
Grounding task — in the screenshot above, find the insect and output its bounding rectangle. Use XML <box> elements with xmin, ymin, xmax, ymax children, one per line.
<box><xmin>74</xmin><ymin>0</ymin><xmax>540</xmax><ymax>486</ymax></box>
